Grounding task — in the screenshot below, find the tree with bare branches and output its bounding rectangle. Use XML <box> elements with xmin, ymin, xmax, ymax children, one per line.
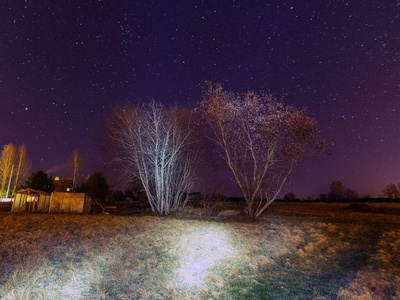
<box><xmin>67</xmin><ymin>149</ymin><xmax>82</xmax><ymax>189</ymax></box>
<box><xmin>105</xmin><ymin>101</ymin><xmax>198</xmax><ymax>215</ymax></box>
<box><xmin>381</xmin><ymin>183</ymin><xmax>400</xmax><ymax>199</ymax></box>
<box><xmin>0</xmin><ymin>144</ymin><xmax>16</xmax><ymax>198</ymax></box>
<box><xmin>12</xmin><ymin>144</ymin><xmax>31</xmax><ymax>195</ymax></box>
<box><xmin>200</xmin><ymin>82</ymin><xmax>324</xmax><ymax>219</ymax></box>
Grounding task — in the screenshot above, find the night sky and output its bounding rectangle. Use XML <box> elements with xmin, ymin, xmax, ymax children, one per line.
<box><xmin>1</xmin><ymin>1</ymin><xmax>399</xmax><ymax>198</ymax></box>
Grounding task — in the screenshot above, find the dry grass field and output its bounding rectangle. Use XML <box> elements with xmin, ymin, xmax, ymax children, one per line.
<box><xmin>0</xmin><ymin>202</ymin><xmax>399</xmax><ymax>299</ymax></box>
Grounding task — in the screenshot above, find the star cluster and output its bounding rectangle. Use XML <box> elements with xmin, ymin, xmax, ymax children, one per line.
<box><xmin>1</xmin><ymin>0</ymin><xmax>399</xmax><ymax>197</ymax></box>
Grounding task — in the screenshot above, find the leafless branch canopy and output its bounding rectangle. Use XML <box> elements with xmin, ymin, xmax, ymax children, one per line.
<box><xmin>200</xmin><ymin>82</ymin><xmax>324</xmax><ymax>218</ymax></box>
<box><xmin>67</xmin><ymin>149</ymin><xmax>82</xmax><ymax>189</ymax></box>
<box><xmin>0</xmin><ymin>144</ymin><xmax>15</xmax><ymax>197</ymax></box>
<box><xmin>12</xmin><ymin>144</ymin><xmax>31</xmax><ymax>194</ymax></box>
<box><xmin>0</xmin><ymin>143</ymin><xmax>31</xmax><ymax>197</ymax></box>
<box><xmin>106</xmin><ymin>101</ymin><xmax>198</xmax><ymax>215</ymax></box>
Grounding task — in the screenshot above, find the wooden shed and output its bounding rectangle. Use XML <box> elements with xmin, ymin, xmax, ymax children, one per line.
<box><xmin>12</xmin><ymin>189</ymin><xmax>51</xmax><ymax>213</ymax></box>
<box><xmin>49</xmin><ymin>192</ymin><xmax>91</xmax><ymax>214</ymax></box>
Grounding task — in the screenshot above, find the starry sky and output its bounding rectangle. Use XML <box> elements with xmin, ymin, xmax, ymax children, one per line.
<box><xmin>1</xmin><ymin>1</ymin><xmax>399</xmax><ymax>198</ymax></box>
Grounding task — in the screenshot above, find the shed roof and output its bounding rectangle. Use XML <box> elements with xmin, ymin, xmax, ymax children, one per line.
<box><xmin>15</xmin><ymin>189</ymin><xmax>51</xmax><ymax>196</ymax></box>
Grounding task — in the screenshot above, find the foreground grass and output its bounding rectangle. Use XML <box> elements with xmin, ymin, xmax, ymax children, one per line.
<box><xmin>0</xmin><ymin>208</ymin><xmax>399</xmax><ymax>299</ymax></box>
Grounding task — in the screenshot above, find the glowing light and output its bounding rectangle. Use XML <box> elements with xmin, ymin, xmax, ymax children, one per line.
<box><xmin>172</xmin><ymin>225</ymin><xmax>236</xmax><ymax>288</ymax></box>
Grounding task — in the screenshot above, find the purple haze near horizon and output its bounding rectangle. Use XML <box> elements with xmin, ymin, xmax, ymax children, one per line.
<box><xmin>1</xmin><ymin>1</ymin><xmax>399</xmax><ymax>198</ymax></box>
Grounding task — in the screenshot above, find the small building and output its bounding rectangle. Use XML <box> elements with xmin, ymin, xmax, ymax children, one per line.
<box><xmin>49</xmin><ymin>192</ymin><xmax>91</xmax><ymax>214</ymax></box>
<box><xmin>12</xmin><ymin>189</ymin><xmax>52</xmax><ymax>213</ymax></box>
<box><xmin>53</xmin><ymin>177</ymin><xmax>73</xmax><ymax>192</ymax></box>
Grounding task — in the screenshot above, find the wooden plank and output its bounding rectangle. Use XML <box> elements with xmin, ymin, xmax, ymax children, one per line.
<box><xmin>105</xmin><ymin>206</ymin><xmax>117</xmax><ymax>213</ymax></box>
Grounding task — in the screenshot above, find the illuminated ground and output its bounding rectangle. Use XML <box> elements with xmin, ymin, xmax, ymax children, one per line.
<box><xmin>0</xmin><ymin>203</ymin><xmax>399</xmax><ymax>299</ymax></box>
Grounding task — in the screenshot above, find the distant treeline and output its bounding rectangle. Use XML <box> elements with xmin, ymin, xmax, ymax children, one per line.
<box><xmin>277</xmin><ymin>197</ymin><xmax>400</xmax><ymax>203</ymax></box>
<box><xmin>188</xmin><ymin>193</ymin><xmax>400</xmax><ymax>203</ymax></box>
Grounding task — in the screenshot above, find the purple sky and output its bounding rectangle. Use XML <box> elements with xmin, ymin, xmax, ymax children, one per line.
<box><xmin>1</xmin><ymin>1</ymin><xmax>399</xmax><ymax>198</ymax></box>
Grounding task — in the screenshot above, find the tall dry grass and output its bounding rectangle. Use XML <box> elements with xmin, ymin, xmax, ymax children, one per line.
<box><xmin>337</xmin><ymin>228</ymin><xmax>400</xmax><ymax>300</ymax></box>
<box><xmin>0</xmin><ymin>208</ymin><xmax>399</xmax><ymax>299</ymax></box>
